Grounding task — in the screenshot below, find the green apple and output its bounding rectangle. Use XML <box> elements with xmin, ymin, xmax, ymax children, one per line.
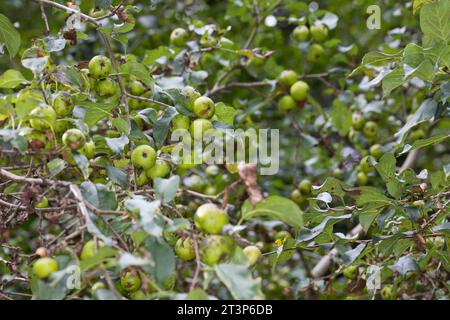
<box><xmin>182</xmin><ymin>86</ymin><xmax>201</xmax><ymax>111</ymax></box>
<box><xmin>193</xmin><ymin>96</ymin><xmax>215</xmax><ymax>119</ymax></box>
<box><xmin>410</xmin><ymin>129</ymin><xmax>425</xmax><ymax>141</ymax></box>
<box><xmin>380</xmin><ymin>286</ymin><xmax>395</xmax><ymax>300</ymax></box>
<box><xmin>146</xmin><ymin>159</ymin><xmax>171</xmax><ymax>179</ymax></box>
<box><xmin>33</xmin><ymin>257</ymin><xmax>59</xmax><ymax>279</ymax></box>
<box><xmin>291</xmin><ymin>189</ymin><xmax>306</xmax><ymax>205</ymax></box>
<box><xmin>189</xmin><ymin>118</ymin><xmax>214</xmax><ymax>140</ymax></box>
<box><xmin>201</xmin><ymin>235</ymin><xmax>234</xmax><ymax>266</ymax></box>
<box><xmin>352</xmin><ymin>112</ymin><xmax>365</xmax><ymax>130</ymax></box>
<box><xmin>363</xmin><ymin>121</ymin><xmax>378</xmax><ymax>138</ymax></box>
<box><xmin>131</xmin><ymin>145</ymin><xmax>156</xmax><ymax>169</ymax></box>
<box><xmin>80</xmin><ymin>239</ymin><xmax>104</xmax><ymax>260</ymax></box>
<box><xmin>298</xmin><ymin>179</ymin><xmax>312</xmax><ymax>195</ymax></box>
<box><xmin>175</xmin><ymin>237</ymin><xmax>195</xmax><ymax>261</ymax></box>
<box><xmin>62</xmin><ymin>128</ymin><xmax>86</xmax><ymax>150</ymax></box>
<box><xmin>129</xmin><ymin>97</ymin><xmax>142</xmax><ymax>110</ymax></box>
<box><xmin>80</xmin><ymin>140</ymin><xmax>96</xmax><ymax>159</ymax></box>
<box><xmin>292</xmin><ymin>25</ymin><xmax>309</xmax><ymax>42</ymax></box>
<box><xmin>310</xmin><ymin>24</ymin><xmax>328</xmax><ymax>43</ymax></box>
<box><xmin>129</xmin><ymin>290</ymin><xmax>147</xmax><ymax>300</ymax></box>
<box><xmin>343</xmin><ymin>265</ymin><xmax>357</xmax><ymax>279</ymax></box>
<box><xmin>52</xmin><ymin>92</ymin><xmax>74</xmax><ymax>117</ymax></box>
<box><xmin>205</xmin><ymin>165</ymin><xmax>219</xmax><ymax>177</ymax></box>
<box><xmin>278</xmin><ymin>95</ymin><xmax>296</xmax><ymax>112</ymax></box>
<box><xmin>194</xmin><ymin>203</ymin><xmax>229</xmax><ymax>234</ymax></box>
<box><xmin>170</xmin><ymin>28</ymin><xmax>189</xmax><ymax>47</ymax></box>
<box><xmin>88</xmin><ymin>55</ymin><xmax>113</xmax><ymax>79</ymax></box>
<box><xmin>35</xmin><ymin>196</ymin><xmax>49</xmax><ymax>209</ymax></box>
<box><xmin>307</xmin><ymin>44</ymin><xmax>324</xmax><ymax>62</ymax></box>
<box><xmin>29</xmin><ymin>106</ymin><xmax>57</xmax><ymax>131</ymax></box>
<box><xmin>96</xmin><ymin>78</ymin><xmax>116</xmax><ymax>97</ymax></box>
<box><xmin>243</xmin><ymin>245</ymin><xmax>262</xmax><ymax>266</ymax></box>
<box><xmin>172</xmin><ymin>114</ymin><xmax>190</xmax><ymax>131</ymax></box>
<box><xmin>360</xmin><ymin>156</ymin><xmax>374</xmax><ymax>173</ymax></box>
<box><xmin>369</xmin><ymin>144</ymin><xmax>383</xmax><ymax>159</ymax></box>
<box><xmin>120</xmin><ymin>268</ymin><xmax>141</xmax><ymax>292</ymax></box>
<box><xmin>129</xmin><ymin>79</ymin><xmax>146</xmax><ymax>96</ymax></box>
<box><xmin>163</xmin><ymin>230</ymin><xmax>178</xmax><ymax>246</ymax></box>
<box><xmin>356</xmin><ymin>171</ymin><xmax>368</xmax><ymax>186</ymax></box>
<box><xmin>277</xmin><ymin>70</ymin><xmax>298</xmax><ymax>86</ymax></box>
<box><xmin>290</xmin><ymin>81</ymin><xmax>309</xmax><ymax>101</ymax></box>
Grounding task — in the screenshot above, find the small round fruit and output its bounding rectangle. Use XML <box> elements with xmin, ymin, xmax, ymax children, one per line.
<box><xmin>194</xmin><ymin>203</ymin><xmax>229</xmax><ymax>234</ymax></box>
<box><xmin>120</xmin><ymin>268</ymin><xmax>141</xmax><ymax>292</ymax></box>
<box><xmin>290</xmin><ymin>81</ymin><xmax>309</xmax><ymax>101</ymax></box>
<box><xmin>129</xmin><ymin>290</ymin><xmax>147</xmax><ymax>300</ymax></box>
<box><xmin>175</xmin><ymin>237</ymin><xmax>195</xmax><ymax>261</ymax></box>
<box><xmin>410</xmin><ymin>129</ymin><xmax>425</xmax><ymax>141</ymax></box>
<box><xmin>35</xmin><ymin>196</ymin><xmax>49</xmax><ymax>209</ymax></box>
<box><xmin>352</xmin><ymin>112</ymin><xmax>365</xmax><ymax>130</ymax></box>
<box><xmin>193</xmin><ymin>96</ymin><xmax>215</xmax><ymax>119</ymax></box>
<box><xmin>52</xmin><ymin>92</ymin><xmax>74</xmax><ymax>117</ymax></box>
<box><xmin>96</xmin><ymin>78</ymin><xmax>116</xmax><ymax>97</ymax></box>
<box><xmin>278</xmin><ymin>95</ymin><xmax>296</xmax><ymax>112</ymax></box>
<box><xmin>80</xmin><ymin>239</ymin><xmax>103</xmax><ymax>260</ymax></box>
<box><xmin>170</xmin><ymin>28</ymin><xmax>189</xmax><ymax>47</ymax></box>
<box><xmin>88</xmin><ymin>55</ymin><xmax>112</xmax><ymax>79</ymax></box>
<box><xmin>182</xmin><ymin>86</ymin><xmax>201</xmax><ymax>111</ymax></box>
<box><xmin>190</xmin><ymin>119</ymin><xmax>214</xmax><ymax>140</ymax></box>
<box><xmin>29</xmin><ymin>106</ymin><xmax>57</xmax><ymax>131</ymax></box>
<box><xmin>243</xmin><ymin>246</ymin><xmax>262</xmax><ymax>266</ymax></box>
<box><xmin>332</xmin><ymin>168</ymin><xmax>343</xmax><ymax>178</ymax></box>
<box><xmin>292</xmin><ymin>25</ymin><xmax>309</xmax><ymax>42</ymax></box>
<box><xmin>225</xmin><ymin>163</ymin><xmax>239</xmax><ymax>174</ymax></box>
<box><xmin>310</xmin><ymin>24</ymin><xmax>328</xmax><ymax>43</ymax></box>
<box><xmin>298</xmin><ymin>179</ymin><xmax>312</xmax><ymax>195</ymax></box>
<box><xmin>201</xmin><ymin>235</ymin><xmax>234</xmax><ymax>266</ymax></box>
<box><xmin>356</xmin><ymin>172</ymin><xmax>368</xmax><ymax>186</ymax></box>
<box><xmin>163</xmin><ymin>230</ymin><xmax>178</xmax><ymax>246</ymax></box>
<box><xmin>172</xmin><ymin>114</ymin><xmax>190</xmax><ymax>131</ymax></box>
<box><xmin>360</xmin><ymin>156</ymin><xmax>373</xmax><ymax>173</ymax></box>
<box><xmin>131</xmin><ymin>145</ymin><xmax>156</xmax><ymax>169</ymax></box>
<box><xmin>369</xmin><ymin>144</ymin><xmax>383</xmax><ymax>160</ymax></box>
<box><xmin>129</xmin><ymin>80</ymin><xmax>146</xmax><ymax>96</ymax></box>
<box><xmin>291</xmin><ymin>189</ymin><xmax>306</xmax><ymax>205</ymax></box>
<box><xmin>380</xmin><ymin>286</ymin><xmax>395</xmax><ymax>300</ymax></box>
<box><xmin>307</xmin><ymin>44</ymin><xmax>324</xmax><ymax>62</ymax></box>
<box><xmin>363</xmin><ymin>121</ymin><xmax>378</xmax><ymax>138</ymax></box>
<box><xmin>62</xmin><ymin>129</ymin><xmax>86</xmax><ymax>150</ymax></box>
<box><xmin>33</xmin><ymin>257</ymin><xmax>59</xmax><ymax>279</ymax></box>
<box><xmin>35</xmin><ymin>247</ymin><xmax>48</xmax><ymax>257</ymax></box>
<box><xmin>343</xmin><ymin>265</ymin><xmax>357</xmax><ymax>279</ymax></box>
<box><xmin>277</xmin><ymin>70</ymin><xmax>298</xmax><ymax>86</ymax></box>
<box><xmin>80</xmin><ymin>140</ymin><xmax>96</xmax><ymax>159</ymax></box>
<box><xmin>205</xmin><ymin>165</ymin><xmax>219</xmax><ymax>177</ymax></box>
<box><xmin>146</xmin><ymin>159</ymin><xmax>171</xmax><ymax>179</ymax></box>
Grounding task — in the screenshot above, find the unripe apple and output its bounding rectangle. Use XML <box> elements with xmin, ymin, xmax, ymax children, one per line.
<box><xmin>163</xmin><ymin>230</ymin><xmax>178</xmax><ymax>246</ymax></box>
<box><xmin>225</xmin><ymin>163</ymin><xmax>239</xmax><ymax>174</ymax></box>
<box><xmin>307</xmin><ymin>44</ymin><xmax>324</xmax><ymax>62</ymax></box>
<box><xmin>290</xmin><ymin>81</ymin><xmax>309</xmax><ymax>101</ymax></box>
<box><xmin>35</xmin><ymin>196</ymin><xmax>49</xmax><ymax>209</ymax></box>
<box><xmin>194</xmin><ymin>203</ymin><xmax>229</xmax><ymax>234</ymax></box>
<box><xmin>129</xmin><ymin>79</ymin><xmax>146</xmax><ymax>96</ymax></box>
<box><xmin>352</xmin><ymin>112</ymin><xmax>365</xmax><ymax>130</ymax></box>
<box><xmin>278</xmin><ymin>95</ymin><xmax>296</xmax><ymax>112</ymax></box>
<box><xmin>343</xmin><ymin>265</ymin><xmax>357</xmax><ymax>279</ymax></box>
<box><xmin>363</xmin><ymin>121</ymin><xmax>378</xmax><ymax>138</ymax></box>
<box><xmin>380</xmin><ymin>286</ymin><xmax>395</xmax><ymax>300</ymax></box>
<box><xmin>29</xmin><ymin>106</ymin><xmax>57</xmax><ymax>131</ymax></box>
<box><xmin>175</xmin><ymin>237</ymin><xmax>195</xmax><ymax>261</ymax></box>
<box><xmin>131</xmin><ymin>145</ymin><xmax>156</xmax><ymax>169</ymax></box>
<box><xmin>356</xmin><ymin>172</ymin><xmax>368</xmax><ymax>186</ymax></box>
<box><xmin>129</xmin><ymin>290</ymin><xmax>147</xmax><ymax>300</ymax></box>
<box><xmin>33</xmin><ymin>257</ymin><xmax>59</xmax><ymax>279</ymax></box>
<box><xmin>170</xmin><ymin>28</ymin><xmax>189</xmax><ymax>47</ymax></box>
<box><xmin>80</xmin><ymin>239</ymin><xmax>104</xmax><ymax>260</ymax></box>
<box><xmin>291</xmin><ymin>189</ymin><xmax>306</xmax><ymax>205</ymax></box>
<box><xmin>96</xmin><ymin>78</ymin><xmax>116</xmax><ymax>97</ymax></box>
<box><xmin>193</xmin><ymin>96</ymin><xmax>215</xmax><ymax>119</ymax></box>
<box><xmin>243</xmin><ymin>245</ymin><xmax>262</xmax><ymax>266</ymax></box>
<box><xmin>277</xmin><ymin>70</ymin><xmax>298</xmax><ymax>86</ymax></box>
<box><xmin>146</xmin><ymin>159</ymin><xmax>171</xmax><ymax>179</ymax></box>
<box><xmin>189</xmin><ymin>118</ymin><xmax>213</xmax><ymax>140</ymax></box>
<box><xmin>410</xmin><ymin>129</ymin><xmax>425</xmax><ymax>141</ymax></box>
<box><xmin>298</xmin><ymin>179</ymin><xmax>312</xmax><ymax>195</ymax></box>
<box><xmin>205</xmin><ymin>165</ymin><xmax>219</xmax><ymax>176</ymax></box>
<box><xmin>292</xmin><ymin>25</ymin><xmax>309</xmax><ymax>42</ymax></box>
<box><xmin>120</xmin><ymin>268</ymin><xmax>141</xmax><ymax>292</ymax></box>
<box><xmin>62</xmin><ymin>128</ymin><xmax>86</xmax><ymax>150</ymax></box>
<box><xmin>52</xmin><ymin>92</ymin><xmax>74</xmax><ymax>117</ymax></box>
<box><xmin>360</xmin><ymin>156</ymin><xmax>374</xmax><ymax>173</ymax></box>
<box><xmin>369</xmin><ymin>144</ymin><xmax>383</xmax><ymax>159</ymax></box>
<box><xmin>182</xmin><ymin>86</ymin><xmax>201</xmax><ymax>111</ymax></box>
<box><xmin>201</xmin><ymin>235</ymin><xmax>234</xmax><ymax>266</ymax></box>
<box><xmin>80</xmin><ymin>140</ymin><xmax>96</xmax><ymax>159</ymax></box>
<box><xmin>172</xmin><ymin>114</ymin><xmax>190</xmax><ymax>131</ymax></box>
<box><xmin>88</xmin><ymin>55</ymin><xmax>112</xmax><ymax>79</ymax></box>
<box><xmin>310</xmin><ymin>24</ymin><xmax>328</xmax><ymax>43</ymax></box>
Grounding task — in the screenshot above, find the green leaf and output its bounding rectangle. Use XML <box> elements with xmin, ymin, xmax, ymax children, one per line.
<box><xmin>153</xmin><ymin>106</ymin><xmax>178</xmax><ymax>146</ymax></box>
<box><xmin>125</xmin><ymin>197</ymin><xmax>163</xmax><ymax>237</ymax></box>
<box><xmin>382</xmin><ymin>68</ymin><xmax>405</xmax><ymax>97</ymax></box>
<box><xmin>215</xmin><ymin>263</ymin><xmax>263</xmax><ymax>300</ymax></box>
<box><xmin>402</xmin><ymin>134</ymin><xmax>450</xmax><ymax>154</ymax></box>
<box><xmin>214</xmin><ymin>102</ymin><xmax>236</xmax><ymax>126</ymax></box>
<box><xmin>240</xmin><ymin>196</ymin><xmax>303</xmax><ymax>228</ymax></box>
<box><xmin>188</xmin><ymin>288</ymin><xmax>209</xmax><ymax>300</ymax></box>
<box><xmin>390</xmin><ymin>255</ymin><xmax>419</xmax><ymax>276</ymax></box>
<box><xmin>0</xmin><ymin>14</ymin><xmax>21</xmax><ymax>58</ymax></box>
<box><xmin>342</xmin><ymin>243</ymin><xmax>367</xmax><ymax>265</ymax></box>
<box><xmin>297</xmin><ymin>214</ymin><xmax>352</xmax><ymax>243</ymax></box>
<box><xmin>122</xmin><ymin>61</ymin><xmax>154</xmax><ymax>88</ymax></box>
<box><xmin>313</xmin><ymin>177</ymin><xmax>351</xmax><ymax>199</ymax></box>
<box><xmin>331</xmin><ymin>102</ymin><xmax>352</xmax><ymax>136</ymax></box>
<box><xmin>79</xmin><ymin>247</ymin><xmax>118</xmax><ymax>271</ymax></box>
<box><xmin>154</xmin><ymin>175</ymin><xmax>180</xmax><ymax>204</ymax></box>
<box><xmin>73</xmin><ymin>153</ymin><xmax>90</xmax><ymax>180</ymax></box>
<box><xmin>112</xmin><ymin>118</ymin><xmax>130</xmax><ymax>136</ymax></box>
<box><xmin>413</xmin><ymin>0</ymin><xmax>432</xmax><ymax>15</ymax></box>
<box><xmin>395</xmin><ymin>98</ymin><xmax>437</xmax><ymax>142</ymax></box>
<box><xmin>80</xmin><ymin>181</ymin><xmax>118</xmax><ymax>211</ymax></box>
<box><xmin>356</xmin><ymin>187</ymin><xmax>394</xmax><ymax>206</ymax></box>
<box><xmin>375</xmin><ymin>153</ymin><xmax>396</xmax><ymax>181</ymax></box>
<box><xmin>47</xmin><ymin>158</ymin><xmax>66</xmax><ymax>177</ymax></box>
<box><xmin>0</xmin><ymin>69</ymin><xmax>28</xmax><ymax>88</ymax></box>
<box><xmin>106</xmin><ymin>166</ymin><xmax>127</xmax><ymax>189</ymax></box>
<box><xmin>77</xmin><ymin>99</ymin><xmax>116</xmax><ymax>128</ymax></box>
<box><xmin>105</xmin><ymin>136</ymin><xmax>129</xmax><ymax>154</ymax></box>
<box><xmin>144</xmin><ymin>236</ymin><xmax>176</xmax><ymax>285</ymax></box>
<box><xmin>420</xmin><ymin>0</ymin><xmax>450</xmax><ymax>45</ymax></box>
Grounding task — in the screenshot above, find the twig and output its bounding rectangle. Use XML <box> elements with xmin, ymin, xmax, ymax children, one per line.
<box><xmin>243</xmin><ymin>0</ymin><xmax>261</xmax><ymax>49</ymax></box>
<box><xmin>190</xmin><ymin>234</ymin><xmax>202</xmax><ymax>291</ymax></box>
<box><xmin>39</xmin><ymin>1</ymin><xmax>50</xmax><ymax>35</ymax></box>
<box><xmin>207</xmin><ymin>81</ymin><xmax>271</xmax><ymax>96</ymax></box>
